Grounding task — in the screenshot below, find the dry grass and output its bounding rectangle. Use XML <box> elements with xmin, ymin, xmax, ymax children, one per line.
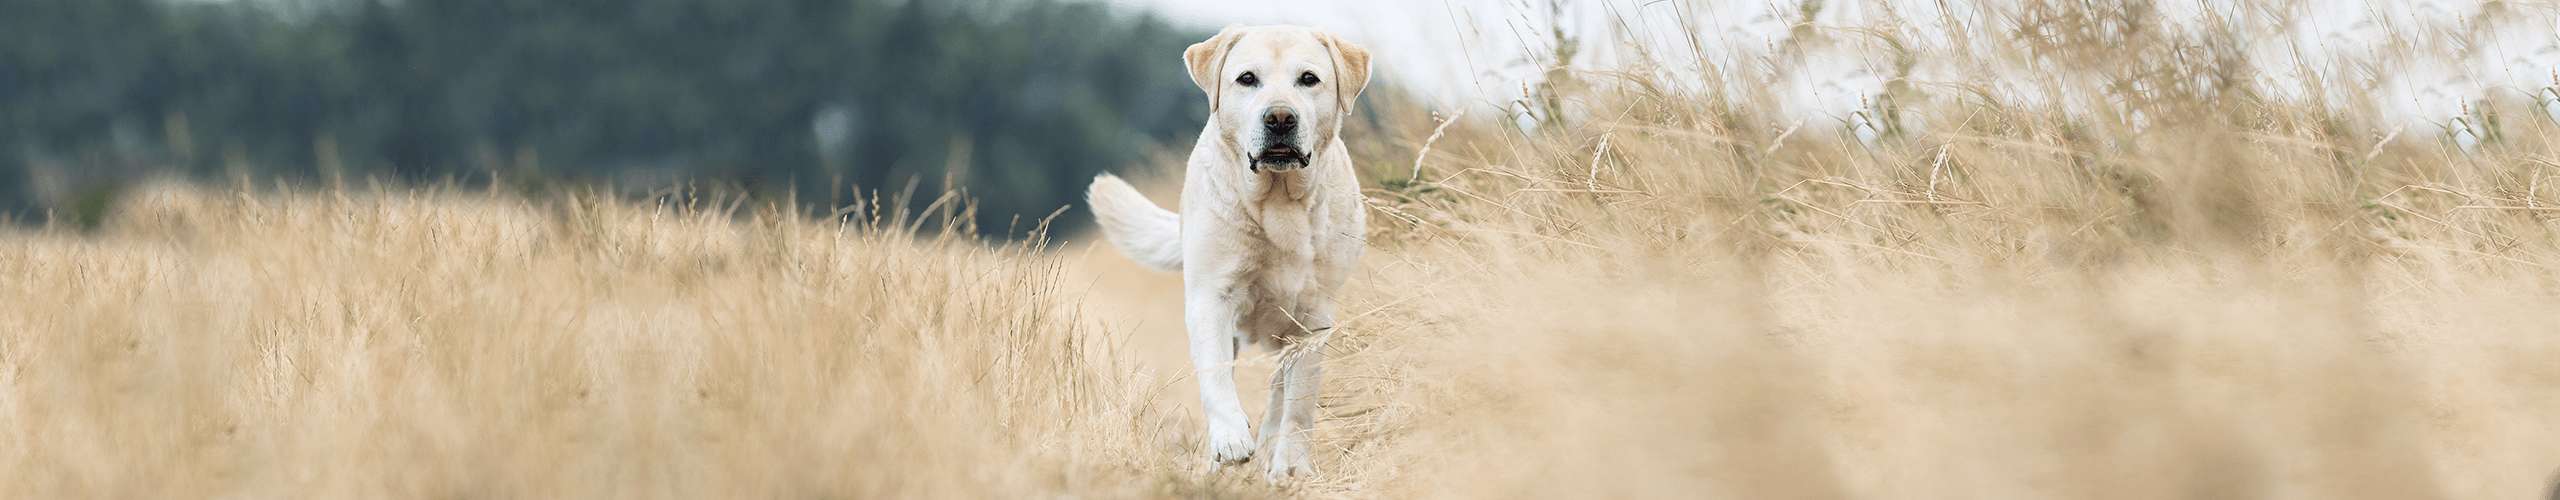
<box><xmin>0</xmin><ymin>186</ymin><xmax>1214</xmax><ymax>498</ymax></box>
<box><xmin>8</xmin><ymin>1</ymin><xmax>2560</xmax><ymax>498</ymax></box>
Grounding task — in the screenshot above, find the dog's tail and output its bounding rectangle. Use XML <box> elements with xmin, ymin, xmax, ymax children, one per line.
<box><xmin>1086</xmin><ymin>174</ymin><xmax>1183</xmax><ymax>272</ymax></box>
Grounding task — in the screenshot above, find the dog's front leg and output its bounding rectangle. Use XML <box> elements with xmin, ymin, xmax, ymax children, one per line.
<box><xmin>1183</xmin><ymin>277</ymin><xmax>1256</xmax><ymax>465</ymax></box>
<box><xmin>1259</xmin><ymin>305</ymin><xmax>1331</xmax><ymax>480</ymax></box>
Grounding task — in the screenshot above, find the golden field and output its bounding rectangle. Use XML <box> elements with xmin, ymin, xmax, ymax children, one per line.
<box><xmin>7</xmin><ymin>2</ymin><xmax>2560</xmax><ymax>498</ymax></box>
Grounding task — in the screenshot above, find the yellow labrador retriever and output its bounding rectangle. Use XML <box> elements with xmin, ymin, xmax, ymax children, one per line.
<box><xmin>1086</xmin><ymin>25</ymin><xmax>1370</xmax><ymax>480</ymax></box>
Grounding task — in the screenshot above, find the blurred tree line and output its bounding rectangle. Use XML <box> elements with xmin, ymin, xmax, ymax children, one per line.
<box><xmin>0</xmin><ymin>0</ymin><xmax>1208</xmax><ymax>231</ymax></box>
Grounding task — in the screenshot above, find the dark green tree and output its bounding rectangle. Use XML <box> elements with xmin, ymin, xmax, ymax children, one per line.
<box><xmin>0</xmin><ymin>0</ymin><xmax>1210</xmax><ymax>232</ymax></box>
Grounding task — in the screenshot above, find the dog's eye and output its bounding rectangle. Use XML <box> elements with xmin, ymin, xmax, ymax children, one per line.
<box><xmin>1298</xmin><ymin>72</ymin><xmax>1321</xmax><ymax>86</ymax></box>
<box><xmin>1236</xmin><ymin>72</ymin><xmax>1259</xmax><ymax>87</ymax></box>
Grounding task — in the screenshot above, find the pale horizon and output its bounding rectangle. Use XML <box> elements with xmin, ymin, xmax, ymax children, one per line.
<box><xmin>1115</xmin><ymin>0</ymin><xmax>2557</xmax><ymax>135</ymax></box>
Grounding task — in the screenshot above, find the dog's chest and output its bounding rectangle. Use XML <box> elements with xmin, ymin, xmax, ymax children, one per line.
<box><xmin>1248</xmin><ymin>185</ymin><xmax>1318</xmax><ymax>259</ymax></box>
<box><xmin>1240</xmin><ymin>181</ymin><xmax>1321</xmax><ymax>297</ymax></box>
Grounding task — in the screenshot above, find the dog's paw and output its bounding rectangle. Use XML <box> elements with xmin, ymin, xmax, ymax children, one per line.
<box><xmin>1207</xmin><ymin>424</ymin><xmax>1256</xmax><ymax>465</ymax></box>
<box><xmin>1260</xmin><ymin>438</ymin><xmax>1314</xmax><ymax>481</ymax></box>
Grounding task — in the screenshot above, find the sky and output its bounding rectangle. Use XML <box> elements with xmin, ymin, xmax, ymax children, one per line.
<box><xmin>1108</xmin><ymin>0</ymin><xmax>2560</xmax><ymax>134</ymax></box>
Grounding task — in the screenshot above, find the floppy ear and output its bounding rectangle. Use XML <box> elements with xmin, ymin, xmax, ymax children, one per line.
<box><xmin>1320</xmin><ymin>33</ymin><xmax>1373</xmax><ymax>114</ymax></box>
<box><xmin>1184</xmin><ymin>26</ymin><xmax>1247</xmax><ymax>111</ymax></box>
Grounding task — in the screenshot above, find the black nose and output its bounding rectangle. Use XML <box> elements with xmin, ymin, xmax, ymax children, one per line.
<box><xmin>1262</xmin><ymin>107</ymin><xmax>1298</xmax><ymax>134</ymax></box>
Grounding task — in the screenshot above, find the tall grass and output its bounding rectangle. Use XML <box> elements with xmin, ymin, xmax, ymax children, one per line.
<box><xmin>0</xmin><ymin>185</ymin><xmax>1200</xmax><ymax>497</ymax></box>
<box><xmin>1293</xmin><ymin>1</ymin><xmax>2560</xmax><ymax>498</ymax></box>
<box><xmin>5</xmin><ymin>0</ymin><xmax>2560</xmax><ymax>498</ymax></box>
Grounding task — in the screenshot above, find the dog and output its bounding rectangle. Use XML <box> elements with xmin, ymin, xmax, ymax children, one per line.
<box><xmin>1085</xmin><ymin>25</ymin><xmax>1370</xmax><ymax>480</ymax></box>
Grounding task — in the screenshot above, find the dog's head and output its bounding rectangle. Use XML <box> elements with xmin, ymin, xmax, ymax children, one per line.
<box><xmin>1184</xmin><ymin>25</ymin><xmax>1371</xmax><ymax>173</ymax></box>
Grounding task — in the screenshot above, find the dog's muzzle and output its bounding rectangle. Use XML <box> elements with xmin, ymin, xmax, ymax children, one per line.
<box><xmin>1251</xmin><ymin>106</ymin><xmax>1309</xmax><ymax>173</ymax></box>
<box><xmin>1250</xmin><ymin>145</ymin><xmax>1308</xmax><ymax>173</ymax></box>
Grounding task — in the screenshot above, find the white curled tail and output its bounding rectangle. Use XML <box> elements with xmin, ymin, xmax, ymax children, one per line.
<box><xmin>1086</xmin><ymin>174</ymin><xmax>1182</xmax><ymax>272</ymax></box>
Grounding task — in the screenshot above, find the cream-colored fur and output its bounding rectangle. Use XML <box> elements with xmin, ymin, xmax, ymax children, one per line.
<box><xmin>1085</xmin><ymin>25</ymin><xmax>1370</xmax><ymax>480</ymax></box>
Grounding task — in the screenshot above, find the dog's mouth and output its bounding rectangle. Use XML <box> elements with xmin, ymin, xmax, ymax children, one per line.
<box><xmin>1249</xmin><ymin>145</ymin><xmax>1309</xmax><ymax>173</ymax></box>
